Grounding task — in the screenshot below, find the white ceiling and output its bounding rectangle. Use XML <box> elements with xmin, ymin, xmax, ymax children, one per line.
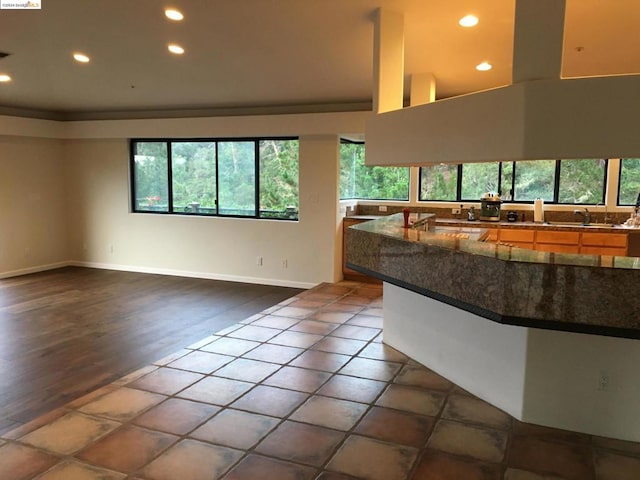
<box><xmin>0</xmin><ymin>0</ymin><xmax>637</xmax><ymax>119</ymax></box>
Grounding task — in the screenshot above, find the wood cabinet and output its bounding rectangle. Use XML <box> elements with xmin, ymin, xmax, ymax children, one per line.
<box><xmin>485</xmin><ymin>229</ymin><xmax>499</xmax><ymax>242</ymax></box>
<box><xmin>536</xmin><ymin>230</ymin><xmax>581</xmax><ymax>254</ymax></box>
<box><xmin>486</xmin><ymin>227</ymin><xmax>630</xmax><ymax>256</ymax></box>
<box><xmin>580</xmin><ymin>232</ymin><xmax>628</xmax><ymax>256</ymax></box>
<box><xmin>497</xmin><ymin>228</ymin><xmax>534</xmax><ymax>249</ymax></box>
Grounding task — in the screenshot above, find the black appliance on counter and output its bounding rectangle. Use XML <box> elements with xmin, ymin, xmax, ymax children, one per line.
<box><xmin>506</xmin><ymin>211</ymin><xmax>518</xmax><ymax>222</ymax></box>
<box><xmin>479</xmin><ymin>193</ymin><xmax>501</xmax><ymax>221</ymax></box>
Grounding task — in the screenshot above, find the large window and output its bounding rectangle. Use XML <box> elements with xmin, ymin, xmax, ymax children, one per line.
<box><xmin>419</xmin><ymin>159</ymin><xmax>607</xmax><ymax>204</ymax></box>
<box><xmin>558</xmin><ymin>158</ymin><xmax>607</xmax><ymax>204</ymax></box>
<box><xmin>619</xmin><ymin>158</ymin><xmax>640</xmax><ymax>205</ymax></box>
<box><xmin>460</xmin><ymin>163</ymin><xmax>499</xmax><ymax>200</ymax></box>
<box><xmin>131</xmin><ymin>138</ymin><xmax>299</xmax><ymax>220</ymax></box>
<box><xmin>133</xmin><ymin>142</ymin><xmax>170</xmax><ymax>213</ymax></box>
<box><xmin>340</xmin><ymin>141</ymin><xmax>409</xmax><ymax>200</ymax></box>
<box><xmin>419</xmin><ymin>164</ymin><xmax>458</xmax><ymax>201</ymax></box>
<box><xmin>513</xmin><ymin>160</ymin><xmax>556</xmax><ymax>201</ymax></box>
<box><xmin>171</xmin><ymin>141</ymin><xmax>216</xmax><ymax>213</ymax></box>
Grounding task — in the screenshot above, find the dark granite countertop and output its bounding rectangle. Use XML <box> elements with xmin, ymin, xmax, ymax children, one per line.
<box><xmin>346</xmin><ymin>213</ymin><xmax>640</xmax><ymax>338</ymax></box>
<box><xmin>343</xmin><ymin>215</ymin><xmax>385</xmax><ymax>221</ymax></box>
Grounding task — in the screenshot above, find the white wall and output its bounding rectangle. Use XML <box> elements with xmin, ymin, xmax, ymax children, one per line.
<box><xmin>1</xmin><ymin>111</ymin><xmax>370</xmax><ymax>286</ymax></box>
<box><xmin>64</xmin><ymin>135</ymin><xmax>341</xmax><ymax>288</ymax></box>
<box><xmin>0</xmin><ymin>136</ymin><xmax>69</xmax><ymax>276</ymax></box>
<box><xmin>382</xmin><ymin>283</ymin><xmax>529</xmax><ymax>419</ymax></box>
<box><xmin>523</xmin><ymin>328</ymin><xmax>640</xmax><ymax>441</ymax></box>
<box><xmin>383</xmin><ymin>281</ymin><xmax>640</xmax><ymax>442</ymax></box>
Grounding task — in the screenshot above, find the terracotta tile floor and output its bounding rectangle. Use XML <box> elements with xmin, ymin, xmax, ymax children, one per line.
<box><xmin>1</xmin><ymin>281</ymin><xmax>640</xmax><ymax>480</ymax></box>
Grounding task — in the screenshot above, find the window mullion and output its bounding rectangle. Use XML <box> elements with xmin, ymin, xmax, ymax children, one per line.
<box><xmin>255</xmin><ymin>140</ymin><xmax>260</xmax><ymax>218</ymax></box>
<box><xmin>214</xmin><ymin>142</ymin><xmax>219</xmax><ymax>216</ymax></box>
<box><xmin>167</xmin><ymin>142</ymin><xmax>174</xmax><ymax>214</ymax></box>
<box><xmin>601</xmin><ymin>158</ymin><xmax>609</xmax><ymax>205</ymax></box>
<box><xmin>553</xmin><ymin>160</ymin><xmax>561</xmax><ymax>203</ymax></box>
<box><xmin>511</xmin><ymin>162</ymin><xmax>517</xmax><ymax>201</ymax></box>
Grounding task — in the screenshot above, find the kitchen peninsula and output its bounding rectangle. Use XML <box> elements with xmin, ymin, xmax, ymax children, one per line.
<box><xmin>346</xmin><ymin>212</ymin><xmax>640</xmax><ymax>442</ymax></box>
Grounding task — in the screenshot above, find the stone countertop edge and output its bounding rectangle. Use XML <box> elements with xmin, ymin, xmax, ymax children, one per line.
<box><xmin>345</xmin><ymin>212</ymin><xmax>640</xmax><ymax>338</ymax></box>
<box><xmin>436</xmin><ymin>217</ymin><xmax>640</xmax><ymax>233</ymax></box>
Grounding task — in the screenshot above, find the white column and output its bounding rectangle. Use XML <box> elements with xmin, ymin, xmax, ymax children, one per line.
<box><xmin>373</xmin><ymin>8</ymin><xmax>404</xmax><ymax>114</ymax></box>
<box><xmin>409</xmin><ymin>73</ymin><xmax>436</xmax><ymax>106</ymax></box>
<box><xmin>512</xmin><ymin>0</ymin><xmax>566</xmax><ymax>83</ymax></box>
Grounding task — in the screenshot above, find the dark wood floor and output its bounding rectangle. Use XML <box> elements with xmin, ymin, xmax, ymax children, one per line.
<box><xmin>0</xmin><ymin>266</ymin><xmax>302</xmax><ymax>434</ymax></box>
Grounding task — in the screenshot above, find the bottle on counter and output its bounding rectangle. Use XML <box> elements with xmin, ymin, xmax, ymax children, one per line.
<box><xmin>403</xmin><ymin>208</ymin><xmax>410</xmax><ymax>228</ymax></box>
<box><xmin>467</xmin><ymin>206</ymin><xmax>476</xmax><ymax>221</ymax></box>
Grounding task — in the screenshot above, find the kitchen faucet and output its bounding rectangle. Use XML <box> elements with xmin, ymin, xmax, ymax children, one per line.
<box><xmin>574</xmin><ymin>207</ymin><xmax>591</xmax><ymax>225</ymax></box>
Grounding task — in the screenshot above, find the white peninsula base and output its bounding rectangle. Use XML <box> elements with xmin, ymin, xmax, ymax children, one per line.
<box><xmin>382</xmin><ymin>282</ymin><xmax>640</xmax><ymax>442</ymax></box>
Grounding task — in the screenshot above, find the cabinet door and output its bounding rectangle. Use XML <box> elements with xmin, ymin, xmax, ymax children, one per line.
<box><xmin>499</xmin><ymin>229</ymin><xmax>535</xmax><ymax>243</ymax></box>
<box><xmin>536</xmin><ymin>230</ymin><xmax>580</xmax><ymax>245</ymax></box>
<box><xmin>534</xmin><ymin>230</ymin><xmax>580</xmax><ymax>253</ymax></box>
<box><xmin>580</xmin><ymin>246</ymin><xmax>628</xmax><ymax>256</ymax></box>
<box><xmin>536</xmin><ymin>243</ymin><xmax>580</xmax><ymax>254</ymax></box>
<box><xmin>581</xmin><ymin>232</ymin><xmax>628</xmax><ymax>248</ymax></box>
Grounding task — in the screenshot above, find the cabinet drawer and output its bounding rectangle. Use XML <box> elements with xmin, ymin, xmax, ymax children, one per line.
<box><xmin>536</xmin><ymin>243</ymin><xmax>580</xmax><ymax>254</ymax></box>
<box><xmin>581</xmin><ymin>232</ymin><xmax>627</xmax><ymax>248</ymax></box>
<box><xmin>580</xmin><ymin>246</ymin><xmax>628</xmax><ymax>256</ymax></box>
<box><xmin>499</xmin><ymin>229</ymin><xmax>535</xmax><ymax>243</ymax></box>
<box><xmin>536</xmin><ymin>230</ymin><xmax>580</xmax><ymax>245</ymax></box>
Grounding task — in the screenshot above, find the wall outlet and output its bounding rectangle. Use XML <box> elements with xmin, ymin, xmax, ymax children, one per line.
<box><xmin>282</xmin><ymin>259</ymin><xmax>288</xmax><ymax>268</ymax></box>
<box><xmin>378</xmin><ymin>205</ymin><xmax>388</xmax><ymax>212</ymax></box>
<box><xmin>597</xmin><ymin>371</ymin><xmax>609</xmax><ymax>391</ymax></box>
<box><xmin>256</xmin><ymin>256</ymin><xmax>263</xmax><ymax>266</ymax></box>
<box><xmin>452</xmin><ymin>208</ymin><xmax>461</xmax><ymax>214</ymax></box>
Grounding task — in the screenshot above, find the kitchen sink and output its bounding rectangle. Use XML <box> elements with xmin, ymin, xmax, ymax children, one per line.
<box><xmin>543</xmin><ymin>221</ymin><xmax>619</xmax><ymax>228</ymax></box>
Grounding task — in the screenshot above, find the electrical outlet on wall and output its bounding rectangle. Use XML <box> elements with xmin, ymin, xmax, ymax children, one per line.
<box><xmin>379</xmin><ymin>205</ymin><xmax>388</xmax><ymax>212</ymax></box>
<box><xmin>597</xmin><ymin>371</ymin><xmax>610</xmax><ymax>391</ymax></box>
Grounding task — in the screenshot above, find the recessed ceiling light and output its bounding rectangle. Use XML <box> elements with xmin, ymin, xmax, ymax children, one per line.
<box><xmin>165</xmin><ymin>8</ymin><xmax>184</xmax><ymax>21</ymax></box>
<box><xmin>459</xmin><ymin>15</ymin><xmax>479</xmax><ymax>27</ymax></box>
<box><xmin>476</xmin><ymin>62</ymin><xmax>492</xmax><ymax>71</ymax></box>
<box><xmin>73</xmin><ymin>53</ymin><xmax>90</xmax><ymax>63</ymax></box>
<box><xmin>0</xmin><ymin>74</ymin><xmax>11</xmax><ymax>82</ymax></box>
<box><xmin>168</xmin><ymin>44</ymin><xmax>185</xmax><ymax>55</ymax></box>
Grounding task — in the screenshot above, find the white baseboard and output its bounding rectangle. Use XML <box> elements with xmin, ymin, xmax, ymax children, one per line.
<box><xmin>70</xmin><ymin>261</ymin><xmax>316</xmax><ymax>289</ymax></box>
<box><xmin>0</xmin><ymin>261</ymin><xmax>73</xmax><ymax>279</ymax></box>
<box><xmin>0</xmin><ymin>260</ymin><xmax>316</xmax><ymax>289</ymax></box>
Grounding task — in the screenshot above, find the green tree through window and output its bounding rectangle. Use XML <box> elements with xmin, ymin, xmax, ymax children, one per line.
<box><xmin>619</xmin><ymin>158</ymin><xmax>640</xmax><ymax>205</ymax></box>
<box><xmin>131</xmin><ymin>138</ymin><xmax>299</xmax><ymax>220</ymax></box>
<box><xmin>419</xmin><ymin>164</ymin><xmax>458</xmax><ymax>201</ymax></box>
<box><xmin>133</xmin><ymin>142</ymin><xmax>169</xmax><ymax>212</ymax></box>
<box><xmin>340</xmin><ymin>142</ymin><xmax>409</xmax><ymax>200</ymax></box>
<box><xmin>419</xmin><ymin>159</ymin><xmax>608</xmax><ymax>204</ymax></box>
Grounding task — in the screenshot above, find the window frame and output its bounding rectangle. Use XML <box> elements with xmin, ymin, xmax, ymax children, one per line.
<box><xmin>339</xmin><ymin>139</ymin><xmax>410</xmax><ymax>201</ymax></box>
<box><xmin>418</xmin><ymin>164</ymin><xmax>461</xmax><ymax>202</ymax></box>
<box><xmin>617</xmin><ymin>158</ymin><xmax>640</xmax><ymax>206</ymax></box>
<box><xmin>419</xmin><ymin>159</ymin><xmax>608</xmax><ymax>205</ymax></box>
<box><xmin>130</xmin><ymin>136</ymin><xmax>299</xmax><ymax>221</ymax></box>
